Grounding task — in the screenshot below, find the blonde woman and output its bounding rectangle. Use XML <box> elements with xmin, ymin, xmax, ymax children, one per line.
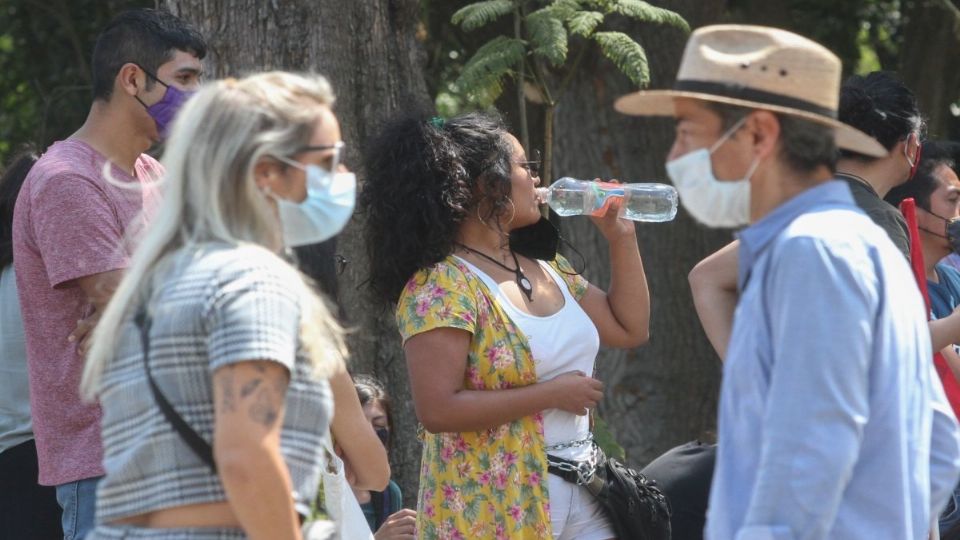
<box><xmin>81</xmin><ymin>72</ymin><xmax>377</xmax><ymax>540</ymax></box>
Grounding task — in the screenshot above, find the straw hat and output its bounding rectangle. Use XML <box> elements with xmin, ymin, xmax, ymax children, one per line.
<box><xmin>614</xmin><ymin>25</ymin><xmax>886</xmax><ymax>158</ymax></box>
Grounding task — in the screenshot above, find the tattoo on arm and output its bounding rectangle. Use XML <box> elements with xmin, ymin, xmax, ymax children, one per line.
<box><xmin>249</xmin><ymin>389</ymin><xmax>280</xmax><ymax>427</ymax></box>
<box><xmin>218</xmin><ymin>363</ymin><xmax>288</xmax><ymax>428</ymax></box>
<box><xmin>219</xmin><ymin>365</ymin><xmax>237</xmax><ymax>412</ymax></box>
<box><xmin>240</xmin><ymin>378</ymin><xmax>262</xmax><ymax>398</ymax></box>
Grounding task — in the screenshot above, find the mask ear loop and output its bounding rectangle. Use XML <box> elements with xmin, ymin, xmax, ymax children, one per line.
<box><xmin>742</xmin><ymin>156</ymin><xmax>761</xmax><ymax>182</ymax></box>
<box><xmin>904</xmin><ymin>133</ymin><xmax>922</xmax><ymax>180</ymax></box>
<box><xmin>329</xmin><ymin>141</ymin><xmax>344</xmax><ymax>173</ymax></box>
<box><xmin>708</xmin><ymin>115</ymin><xmax>750</xmax><ymax>155</ymax></box>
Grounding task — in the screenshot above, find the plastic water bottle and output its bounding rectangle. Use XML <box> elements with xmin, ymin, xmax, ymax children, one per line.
<box><xmin>536</xmin><ymin>177</ymin><xmax>678</xmax><ymax>222</ymax></box>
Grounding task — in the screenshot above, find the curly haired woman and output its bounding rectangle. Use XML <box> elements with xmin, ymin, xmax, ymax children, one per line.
<box><xmin>361</xmin><ymin>111</ymin><xmax>650</xmax><ymax>540</ymax></box>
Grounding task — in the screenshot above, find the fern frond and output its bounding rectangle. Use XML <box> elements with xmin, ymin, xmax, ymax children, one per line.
<box><xmin>592</xmin><ymin>31</ymin><xmax>649</xmax><ymax>86</ymax></box>
<box><xmin>452</xmin><ymin>0</ymin><xmax>515</xmax><ymax>31</ymax></box>
<box><xmin>455</xmin><ymin>36</ymin><xmax>527</xmax><ymax>103</ymax></box>
<box><xmin>526</xmin><ymin>9</ymin><xmax>568</xmax><ymax>65</ymax></box>
<box><xmin>612</xmin><ymin>0</ymin><xmax>689</xmax><ymax>32</ymax></box>
<box><xmin>540</xmin><ymin>0</ymin><xmax>583</xmax><ymax>20</ymax></box>
<box><xmin>566</xmin><ymin>10</ymin><xmax>604</xmax><ymax>36</ymax></box>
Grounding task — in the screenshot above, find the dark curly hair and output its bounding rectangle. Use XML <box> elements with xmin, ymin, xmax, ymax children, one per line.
<box><xmin>360</xmin><ymin>111</ymin><xmax>514</xmax><ymax>304</ymax></box>
<box><xmin>839</xmin><ymin>71</ymin><xmax>922</xmax><ymax>159</ymax></box>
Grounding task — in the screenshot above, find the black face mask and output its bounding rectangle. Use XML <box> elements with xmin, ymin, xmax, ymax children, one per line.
<box><xmin>921</xmin><ymin>209</ymin><xmax>960</xmax><ymax>253</ymax></box>
<box><xmin>509</xmin><ymin>216</ymin><xmax>560</xmax><ymax>261</ymax></box>
<box><xmin>375</xmin><ymin>427</ymin><xmax>390</xmax><ymax>448</ymax></box>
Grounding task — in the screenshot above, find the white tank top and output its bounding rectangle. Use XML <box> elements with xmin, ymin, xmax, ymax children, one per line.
<box><xmin>455</xmin><ymin>257</ymin><xmax>600</xmax><ymax>461</ymax></box>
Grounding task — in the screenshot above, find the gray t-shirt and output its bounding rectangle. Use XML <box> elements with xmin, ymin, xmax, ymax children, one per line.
<box><xmin>95</xmin><ymin>244</ymin><xmax>333</xmax><ymax>523</ymax></box>
<box><xmin>0</xmin><ymin>265</ymin><xmax>33</xmax><ymax>454</ymax></box>
<box><xmin>839</xmin><ymin>175</ymin><xmax>911</xmax><ymax>261</ymax></box>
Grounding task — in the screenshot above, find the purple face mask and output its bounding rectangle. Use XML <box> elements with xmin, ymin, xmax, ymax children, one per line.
<box><xmin>135</xmin><ymin>68</ymin><xmax>195</xmax><ymax>140</ymax></box>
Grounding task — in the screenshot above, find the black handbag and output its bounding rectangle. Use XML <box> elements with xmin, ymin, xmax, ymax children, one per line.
<box><xmin>548</xmin><ymin>445</ymin><xmax>671</xmax><ymax>540</ymax></box>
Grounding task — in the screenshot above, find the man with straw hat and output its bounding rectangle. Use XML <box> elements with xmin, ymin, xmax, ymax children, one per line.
<box><xmin>615</xmin><ymin>25</ymin><xmax>960</xmax><ymax>538</ymax></box>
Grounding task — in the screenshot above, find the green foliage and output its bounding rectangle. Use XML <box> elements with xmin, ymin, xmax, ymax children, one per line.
<box><xmin>451</xmin><ymin>0</ymin><xmax>515</xmax><ymax>31</ymax></box>
<box><xmin>593</xmin><ymin>31</ymin><xmax>650</xmax><ymax>87</ymax></box>
<box><xmin>455</xmin><ymin>36</ymin><xmax>526</xmax><ymax>106</ymax></box>
<box><xmin>593</xmin><ymin>414</ymin><xmax>626</xmax><ymax>462</ymax></box>
<box><xmin>0</xmin><ymin>0</ymin><xmax>151</xmax><ymax>164</ymax></box>
<box><xmin>450</xmin><ymin>0</ymin><xmax>686</xmax><ymax>113</ymax></box>
<box><xmin>612</xmin><ymin>0</ymin><xmax>690</xmax><ymax>32</ymax></box>
<box><xmin>566</xmin><ymin>10</ymin><xmax>604</xmax><ymax>37</ymax></box>
<box><xmin>527</xmin><ymin>8</ymin><xmax>569</xmax><ymax>66</ymax></box>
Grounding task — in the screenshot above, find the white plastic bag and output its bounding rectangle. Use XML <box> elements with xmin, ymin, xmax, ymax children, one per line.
<box><xmin>317</xmin><ymin>436</ymin><xmax>375</xmax><ymax>540</ymax></box>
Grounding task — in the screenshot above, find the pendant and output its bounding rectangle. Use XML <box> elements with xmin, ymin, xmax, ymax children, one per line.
<box><xmin>518</xmin><ymin>274</ymin><xmax>534</xmax><ymax>301</ymax></box>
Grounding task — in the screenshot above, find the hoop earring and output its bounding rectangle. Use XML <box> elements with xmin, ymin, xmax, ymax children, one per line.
<box><xmin>503</xmin><ymin>198</ymin><xmax>516</xmax><ymax>227</ymax></box>
<box><xmin>476</xmin><ymin>205</ymin><xmax>488</xmax><ymax>227</ymax></box>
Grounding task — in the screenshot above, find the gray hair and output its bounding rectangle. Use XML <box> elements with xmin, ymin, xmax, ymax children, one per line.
<box><xmin>706</xmin><ymin>102</ymin><xmax>837</xmax><ymax>174</ymax></box>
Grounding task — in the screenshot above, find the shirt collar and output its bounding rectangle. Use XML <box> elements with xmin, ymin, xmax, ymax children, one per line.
<box><xmin>736</xmin><ymin>180</ymin><xmax>855</xmax><ymax>290</ymax></box>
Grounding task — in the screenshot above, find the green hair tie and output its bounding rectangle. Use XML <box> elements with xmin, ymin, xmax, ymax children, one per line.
<box><xmin>429</xmin><ymin>116</ymin><xmax>445</xmax><ymax>129</ymax></box>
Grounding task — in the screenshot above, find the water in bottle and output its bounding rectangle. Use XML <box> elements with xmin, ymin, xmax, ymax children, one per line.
<box><xmin>536</xmin><ymin>177</ymin><xmax>678</xmax><ymax>222</ymax></box>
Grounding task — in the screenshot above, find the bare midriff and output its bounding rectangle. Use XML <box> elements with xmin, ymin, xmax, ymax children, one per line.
<box><xmin>112</xmin><ymin>501</ymin><xmax>241</xmax><ymax>529</ymax></box>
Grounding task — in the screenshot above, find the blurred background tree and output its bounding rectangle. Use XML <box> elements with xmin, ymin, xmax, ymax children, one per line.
<box><xmin>0</xmin><ymin>0</ymin><xmax>150</xmax><ymax>161</ymax></box>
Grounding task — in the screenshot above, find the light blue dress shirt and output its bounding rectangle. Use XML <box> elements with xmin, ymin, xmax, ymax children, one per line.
<box><xmin>706</xmin><ymin>181</ymin><xmax>960</xmax><ymax>540</ymax></box>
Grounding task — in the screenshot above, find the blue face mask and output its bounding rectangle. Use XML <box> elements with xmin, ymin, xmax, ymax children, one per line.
<box><xmin>271</xmin><ymin>162</ymin><xmax>356</xmax><ymax>247</ymax></box>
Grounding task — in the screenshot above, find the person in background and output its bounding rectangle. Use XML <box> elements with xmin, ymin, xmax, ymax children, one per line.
<box><xmin>933</xmin><ymin>141</ymin><xmax>960</xmax><ymax>274</ymax></box>
<box><xmin>80</xmin><ymin>71</ymin><xmax>355</xmax><ymax>540</ymax></box>
<box><xmin>615</xmin><ymin>24</ymin><xmax>960</xmax><ymax>538</ymax></box>
<box><xmin>0</xmin><ymin>149</ymin><xmax>62</xmax><ymax>539</ymax></box>
<box><xmin>834</xmin><ymin>71</ymin><xmax>923</xmax><ymax>259</ymax></box>
<box><xmin>11</xmin><ymin>9</ymin><xmax>205</xmax><ymax>539</ymax></box>
<box><xmin>886</xmin><ymin>141</ymin><xmax>960</xmax><ymax>535</ymax></box>
<box><xmin>287</xmin><ymin>178</ymin><xmax>392</xmax><ymax>505</ymax></box>
<box><xmin>362</xmin><ymin>111</ymin><xmax>650</xmax><ymax>539</ymax></box>
<box><xmin>352</xmin><ymin>375</ymin><xmax>417</xmax><ymax>540</ymax></box>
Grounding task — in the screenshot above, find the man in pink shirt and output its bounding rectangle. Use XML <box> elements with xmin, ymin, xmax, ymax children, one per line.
<box><xmin>11</xmin><ymin>9</ymin><xmax>205</xmax><ymax>539</ymax></box>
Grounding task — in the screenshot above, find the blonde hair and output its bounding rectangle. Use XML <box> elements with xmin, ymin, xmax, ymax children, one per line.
<box><xmin>82</xmin><ymin>72</ymin><xmax>347</xmax><ymax>399</ymax></box>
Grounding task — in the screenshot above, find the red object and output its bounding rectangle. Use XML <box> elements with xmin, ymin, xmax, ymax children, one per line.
<box><xmin>900</xmin><ymin>198</ymin><xmax>960</xmax><ymax>417</ymax></box>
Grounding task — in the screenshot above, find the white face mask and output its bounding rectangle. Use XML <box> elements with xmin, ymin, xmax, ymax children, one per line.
<box><xmin>665</xmin><ymin>117</ymin><xmax>759</xmax><ymax>228</ymax></box>
<box><xmin>270</xmin><ymin>162</ymin><xmax>357</xmax><ymax>247</ymax></box>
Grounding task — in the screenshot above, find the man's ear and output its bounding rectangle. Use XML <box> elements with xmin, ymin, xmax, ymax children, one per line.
<box><xmin>746</xmin><ymin>110</ymin><xmax>782</xmax><ymax>162</ymax></box>
<box><xmin>116</xmin><ymin>63</ymin><xmax>145</xmax><ymax>98</ymax></box>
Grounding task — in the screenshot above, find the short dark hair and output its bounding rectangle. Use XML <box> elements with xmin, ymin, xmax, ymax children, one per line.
<box><xmin>92</xmin><ymin>8</ymin><xmax>207</xmax><ymax>101</ymax></box>
<box><xmin>838</xmin><ymin>71</ymin><xmax>922</xmax><ymax>160</ymax></box>
<box><xmin>706</xmin><ymin>101</ymin><xmax>837</xmax><ymax>174</ymax></box>
<box><xmin>885</xmin><ymin>141</ymin><xmax>956</xmax><ymax>211</ymax></box>
<box><xmin>0</xmin><ymin>148</ymin><xmax>38</xmax><ymax>269</ymax></box>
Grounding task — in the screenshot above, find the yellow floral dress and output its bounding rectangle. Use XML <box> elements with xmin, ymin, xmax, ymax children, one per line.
<box><xmin>396</xmin><ymin>254</ymin><xmax>588</xmax><ymax>540</ymax></box>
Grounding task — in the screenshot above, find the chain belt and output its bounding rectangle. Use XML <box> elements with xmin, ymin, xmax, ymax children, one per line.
<box><xmin>546</xmin><ymin>440</ymin><xmax>601</xmax><ymax>487</ymax></box>
<box><xmin>544</xmin><ymin>433</ymin><xmax>594</xmax><ymax>452</ymax></box>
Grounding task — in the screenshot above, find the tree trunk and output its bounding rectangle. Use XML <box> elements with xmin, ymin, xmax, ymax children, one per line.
<box><xmin>898</xmin><ymin>0</ymin><xmax>960</xmax><ymax>138</ymax></box>
<box><xmin>552</xmin><ymin>0</ymin><xmax>730</xmax><ymax>466</ymax></box>
<box><xmin>165</xmin><ymin>0</ymin><xmax>431</xmax><ymax>506</ymax></box>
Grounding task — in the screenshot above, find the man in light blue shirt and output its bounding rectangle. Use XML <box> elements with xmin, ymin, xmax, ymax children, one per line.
<box><xmin>615</xmin><ymin>25</ymin><xmax>960</xmax><ymax>539</ymax></box>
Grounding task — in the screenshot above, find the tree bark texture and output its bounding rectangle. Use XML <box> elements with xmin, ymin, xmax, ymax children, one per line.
<box><xmin>898</xmin><ymin>0</ymin><xmax>960</xmax><ymax>138</ymax></box>
<box><xmin>165</xmin><ymin>0</ymin><xmax>432</xmax><ymax>506</ymax></box>
<box><xmin>552</xmin><ymin>0</ymin><xmax>730</xmax><ymax>466</ymax></box>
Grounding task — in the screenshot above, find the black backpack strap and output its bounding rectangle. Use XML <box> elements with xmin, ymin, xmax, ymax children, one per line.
<box><xmin>135</xmin><ymin>308</ymin><xmax>217</xmax><ymax>473</ymax></box>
